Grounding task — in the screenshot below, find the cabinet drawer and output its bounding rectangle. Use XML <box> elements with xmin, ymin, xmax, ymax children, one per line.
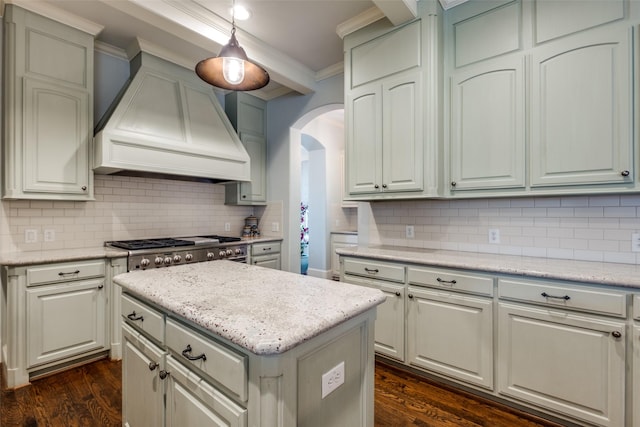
<box><xmin>251</xmin><ymin>241</ymin><xmax>281</xmax><ymax>256</ymax></box>
<box><xmin>342</xmin><ymin>258</ymin><xmax>404</xmax><ymax>283</ymax></box>
<box><xmin>498</xmin><ymin>278</ymin><xmax>627</xmax><ymax>317</ymax></box>
<box><xmin>27</xmin><ymin>260</ymin><xmax>105</xmax><ymax>286</ymax></box>
<box><xmin>166</xmin><ymin>318</ymin><xmax>248</xmax><ymax>402</ymax></box>
<box><xmin>408</xmin><ymin>266</ymin><xmax>494</xmax><ymax>297</ymax></box>
<box><xmin>634</xmin><ymin>295</ymin><xmax>640</xmax><ymax>320</ymax></box>
<box><xmin>121</xmin><ymin>294</ymin><xmax>165</xmax><ymax>344</ymax></box>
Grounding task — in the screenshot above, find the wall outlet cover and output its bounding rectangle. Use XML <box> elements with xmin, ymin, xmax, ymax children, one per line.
<box><xmin>321</xmin><ymin>361</ymin><xmax>345</xmax><ymax>399</ymax></box>
<box><xmin>25</xmin><ymin>229</ymin><xmax>37</xmax><ymax>243</ymax></box>
<box><xmin>406</xmin><ymin>225</ymin><xmax>415</xmax><ymax>239</ymax></box>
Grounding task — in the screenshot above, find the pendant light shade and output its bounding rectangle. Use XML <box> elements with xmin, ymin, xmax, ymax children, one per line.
<box><xmin>196</xmin><ymin>26</ymin><xmax>270</xmax><ymax>91</ymax></box>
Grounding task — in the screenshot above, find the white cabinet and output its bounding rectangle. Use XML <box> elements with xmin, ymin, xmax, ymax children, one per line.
<box><xmin>2</xmin><ymin>5</ymin><xmax>95</xmax><ymax>200</ymax></box>
<box><xmin>347</xmin><ymin>69</ymin><xmax>424</xmax><ymax>196</ymax></box>
<box><xmin>27</xmin><ymin>277</ymin><xmax>107</xmax><ymax>368</ymax></box>
<box><xmin>498</xmin><ymin>279</ymin><xmax>626</xmax><ymax>427</ymax></box>
<box><xmin>342</xmin><ymin>257</ymin><xmax>405</xmax><ymax>361</ymax></box>
<box><xmin>225</xmin><ymin>92</ymin><xmax>267</xmax><ymax>205</ymax></box>
<box><xmin>444</xmin><ymin>0</ymin><xmax>634</xmax><ymax>197</ymax></box>
<box><xmin>250</xmin><ymin>241</ymin><xmax>281</xmax><ymax>270</ymax></box>
<box><xmin>122</xmin><ymin>323</ymin><xmax>166</xmax><ymax>427</ymax></box>
<box><xmin>634</xmin><ymin>295</ymin><xmax>640</xmax><ymax>427</ymax></box>
<box><xmin>165</xmin><ymin>356</ymin><xmax>247</xmax><ymax>427</ymax></box>
<box><xmin>1</xmin><ymin>259</ymin><xmax>110</xmax><ymax>388</ymax></box>
<box><xmin>530</xmin><ymin>26</ymin><xmax>632</xmax><ymax>187</ymax></box>
<box><xmin>330</xmin><ymin>232</ymin><xmax>358</xmax><ymax>280</ymax></box>
<box><xmin>344</xmin><ymin>15</ymin><xmax>440</xmax><ymax>200</ymax></box>
<box><xmin>449</xmin><ymin>56</ymin><xmax>525</xmax><ymax>192</ymax></box>
<box><xmin>406</xmin><ymin>267</ymin><xmax>494</xmax><ymax>389</ymax></box>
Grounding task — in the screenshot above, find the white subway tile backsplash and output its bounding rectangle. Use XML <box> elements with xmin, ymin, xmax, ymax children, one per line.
<box><xmin>370</xmin><ymin>194</ymin><xmax>640</xmax><ymax>265</ymax></box>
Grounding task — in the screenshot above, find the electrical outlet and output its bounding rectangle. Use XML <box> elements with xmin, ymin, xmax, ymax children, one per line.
<box><xmin>488</xmin><ymin>229</ymin><xmax>500</xmax><ymax>244</ymax></box>
<box><xmin>406</xmin><ymin>225</ymin><xmax>415</xmax><ymax>239</ymax></box>
<box><xmin>632</xmin><ymin>233</ymin><xmax>640</xmax><ymax>252</ymax></box>
<box><xmin>272</xmin><ymin>222</ymin><xmax>279</xmax><ymax>232</ymax></box>
<box><xmin>321</xmin><ymin>361</ymin><xmax>345</xmax><ymax>399</ymax></box>
<box><xmin>224</xmin><ymin>223</ymin><xmax>231</xmax><ymax>232</ymax></box>
<box><xmin>25</xmin><ymin>229</ymin><xmax>37</xmax><ymax>243</ymax></box>
<box><xmin>44</xmin><ymin>229</ymin><xmax>55</xmax><ymax>242</ymax></box>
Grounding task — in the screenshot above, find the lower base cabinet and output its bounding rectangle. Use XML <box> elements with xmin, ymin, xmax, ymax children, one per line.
<box><xmin>633</xmin><ymin>295</ymin><xmax>640</xmax><ymax>427</ymax></box>
<box><xmin>250</xmin><ymin>241</ymin><xmax>281</xmax><ymax>270</ymax></box>
<box><xmin>498</xmin><ymin>302</ymin><xmax>625</xmax><ymax>427</ymax></box>
<box><xmin>165</xmin><ymin>356</ymin><xmax>247</xmax><ymax>427</ymax></box>
<box><xmin>407</xmin><ymin>286</ymin><xmax>493</xmax><ymax>390</ymax></box>
<box><xmin>122</xmin><ymin>324</ymin><xmax>165</xmax><ymax>427</ymax></box>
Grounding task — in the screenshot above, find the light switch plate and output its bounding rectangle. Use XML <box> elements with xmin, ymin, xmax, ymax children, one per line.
<box><xmin>25</xmin><ymin>229</ymin><xmax>37</xmax><ymax>243</ymax></box>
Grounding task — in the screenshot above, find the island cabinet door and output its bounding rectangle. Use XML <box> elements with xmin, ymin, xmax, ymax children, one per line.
<box><xmin>122</xmin><ymin>324</ymin><xmax>165</xmax><ymax>427</ymax></box>
<box><xmin>26</xmin><ymin>278</ymin><xmax>107</xmax><ymax>368</ymax></box>
<box><xmin>498</xmin><ymin>302</ymin><xmax>625</xmax><ymax>427</ymax></box>
<box><xmin>165</xmin><ymin>356</ymin><xmax>247</xmax><ymax>427</ymax></box>
<box><xmin>406</xmin><ymin>286</ymin><xmax>494</xmax><ymax>389</ymax></box>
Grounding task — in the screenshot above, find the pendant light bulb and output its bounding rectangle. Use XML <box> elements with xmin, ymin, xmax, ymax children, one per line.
<box><xmin>223</xmin><ymin>56</ymin><xmax>245</xmax><ymax>84</ymax></box>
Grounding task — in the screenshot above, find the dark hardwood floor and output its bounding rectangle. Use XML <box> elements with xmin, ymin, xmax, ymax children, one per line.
<box><xmin>1</xmin><ymin>358</ymin><xmax>567</xmax><ymax>427</ymax></box>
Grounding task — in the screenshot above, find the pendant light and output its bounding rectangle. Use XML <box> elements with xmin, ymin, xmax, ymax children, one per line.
<box><xmin>195</xmin><ymin>2</ymin><xmax>270</xmax><ymax>91</ymax></box>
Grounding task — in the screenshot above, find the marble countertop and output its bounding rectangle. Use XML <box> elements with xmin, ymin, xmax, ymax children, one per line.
<box><xmin>336</xmin><ymin>245</ymin><xmax>640</xmax><ymax>289</ymax></box>
<box><xmin>114</xmin><ymin>261</ymin><xmax>385</xmax><ymax>355</ymax></box>
<box><xmin>0</xmin><ymin>238</ymin><xmax>282</xmax><ymax>267</ymax></box>
<box><xmin>0</xmin><ymin>247</ymin><xmax>128</xmax><ymax>266</ymax></box>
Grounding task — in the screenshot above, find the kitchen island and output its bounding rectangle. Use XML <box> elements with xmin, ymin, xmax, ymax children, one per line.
<box><xmin>113</xmin><ymin>261</ymin><xmax>385</xmax><ymax>427</ymax></box>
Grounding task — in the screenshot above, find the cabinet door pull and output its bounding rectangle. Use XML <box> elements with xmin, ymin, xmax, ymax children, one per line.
<box><xmin>451</xmin><ymin>181</ymin><xmax>457</xmax><ymax>187</ymax></box>
<box><xmin>159</xmin><ymin>370</ymin><xmax>170</xmax><ymax>380</ymax></box>
<box><xmin>541</xmin><ymin>292</ymin><xmax>570</xmax><ymax>301</ymax></box>
<box><xmin>127</xmin><ymin>311</ymin><xmax>144</xmax><ymax>322</ymax></box>
<box><xmin>97</xmin><ymin>284</ymin><xmax>104</xmax><ymax>290</ymax></box>
<box><xmin>364</xmin><ymin>267</ymin><xmax>379</xmax><ymax>274</ymax></box>
<box><xmin>382</xmin><ymin>184</ymin><xmax>387</xmax><ymax>188</ymax></box>
<box><xmin>58</xmin><ymin>270</ymin><xmax>80</xmax><ymax>276</ymax></box>
<box><xmin>374</xmin><ymin>184</ymin><xmax>379</xmax><ymax>189</ymax></box>
<box><xmin>148</xmin><ymin>361</ymin><xmax>159</xmax><ymax>371</ymax></box>
<box><xmin>611</xmin><ymin>331</ymin><xmax>622</xmax><ymax>339</ymax></box>
<box><xmin>436</xmin><ymin>277</ymin><xmax>457</xmax><ymax>285</ymax></box>
<box><xmin>81</xmin><ymin>186</ymin><xmax>87</xmax><ymax>191</ymax></box>
<box><xmin>395</xmin><ymin>291</ymin><xmax>401</xmax><ymax>297</ymax></box>
<box><xmin>181</xmin><ymin>344</ymin><xmax>207</xmax><ymax>362</ymax></box>
<box><xmin>621</xmin><ymin>170</ymin><xmax>630</xmax><ymax>177</ymax></box>
<box><xmin>408</xmin><ymin>294</ymin><xmax>414</xmax><ymax>299</ymax></box>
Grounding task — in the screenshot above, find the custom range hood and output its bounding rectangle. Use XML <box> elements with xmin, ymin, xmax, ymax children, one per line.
<box><xmin>94</xmin><ymin>51</ymin><xmax>250</xmax><ymax>182</ymax></box>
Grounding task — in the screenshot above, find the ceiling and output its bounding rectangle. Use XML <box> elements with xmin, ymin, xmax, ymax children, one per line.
<box><xmin>3</xmin><ymin>0</ymin><xmax>429</xmax><ymax>99</ymax></box>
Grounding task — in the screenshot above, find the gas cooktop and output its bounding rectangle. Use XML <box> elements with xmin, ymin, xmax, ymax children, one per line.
<box><xmin>108</xmin><ymin>235</ymin><xmax>242</xmax><ymax>251</ymax></box>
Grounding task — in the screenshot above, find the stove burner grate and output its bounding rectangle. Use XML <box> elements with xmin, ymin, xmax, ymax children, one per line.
<box><xmin>109</xmin><ymin>238</ymin><xmax>196</xmax><ymax>250</ymax></box>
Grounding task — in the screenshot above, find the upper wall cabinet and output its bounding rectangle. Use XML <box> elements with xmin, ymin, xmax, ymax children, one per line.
<box><xmin>224</xmin><ymin>92</ymin><xmax>267</xmax><ymax>205</ymax></box>
<box><xmin>2</xmin><ymin>5</ymin><xmax>96</xmax><ymax>200</ymax></box>
<box><xmin>444</xmin><ymin>0</ymin><xmax>634</xmax><ymax>198</ymax></box>
<box><xmin>344</xmin><ymin>4</ymin><xmax>442</xmax><ymax>201</ymax></box>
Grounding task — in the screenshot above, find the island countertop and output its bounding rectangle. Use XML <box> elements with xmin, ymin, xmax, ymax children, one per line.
<box><xmin>113</xmin><ymin>261</ymin><xmax>385</xmax><ymax>355</ymax></box>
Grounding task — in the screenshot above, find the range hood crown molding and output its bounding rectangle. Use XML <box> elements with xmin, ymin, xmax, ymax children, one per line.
<box><xmin>93</xmin><ymin>49</ymin><xmax>250</xmax><ymax>183</ymax></box>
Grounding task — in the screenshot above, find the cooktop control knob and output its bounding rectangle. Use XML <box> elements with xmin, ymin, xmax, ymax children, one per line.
<box><xmin>207</xmin><ymin>252</ymin><xmax>215</xmax><ymax>261</ymax></box>
<box><xmin>140</xmin><ymin>258</ymin><xmax>150</xmax><ymax>268</ymax></box>
<box><xmin>219</xmin><ymin>251</ymin><xmax>226</xmax><ymax>258</ymax></box>
<box><xmin>185</xmin><ymin>253</ymin><xmax>193</xmax><ymax>262</ymax></box>
<box><xmin>154</xmin><ymin>257</ymin><xmax>164</xmax><ymax>266</ymax></box>
<box><xmin>226</xmin><ymin>249</ymin><xmax>233</xmax><ymax>256</ymax></box>
<box><xmin>173</xmin><ymin>255</ymin><xmax>182</xmax><ymax>263</ymax></box>
<box><xmin>235</xmin><ymin>248</ymin><xmax>242</xmax><ymax>255</ymax></box>
<box><xmin>164</xmin><ymin>256</ymin><xmax>172</xmax><ymax>265</ymax></box>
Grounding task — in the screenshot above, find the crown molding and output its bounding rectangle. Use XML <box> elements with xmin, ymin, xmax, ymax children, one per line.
<box><xmin>4</xmin><ymin>0</ymin><xmax>104</xmax><ymax>35</ymax></box>
<box><xmin>316</xmin><ymin>62</ymin><xmax>344</xmax><ymax>82</ymax></box>
<box><xmin>336</xmin><ymin>6</ymin><xmax>385</xmax><ymax>39</ymax></box>
<box><xmin>95</xmin><ymin>41</ymin><xmax>128</xmax><ymax>60</ymax></box>
<box><xmin>438</xmin><ymin>0</ymin><xmax>470</xmax><ymax>10</ymax></box>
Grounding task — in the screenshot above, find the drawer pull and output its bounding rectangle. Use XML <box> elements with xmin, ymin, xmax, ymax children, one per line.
<box><xmin>148</xmin><ymin>361</ymin><xmax>159</xmax><ymax>371</ymax></box>
<box><xmin>159</xmin><ymin>370</ymin><xmax>170</xmax><ymax>380</ymax></box>
<box><xmin>611</xmin><ymin>331</ymin><xmax>622</xmax><ymax>339</ymax></box>
<box><xmin>408</xmin><ymin>294</ymin><xmax>414</xmax><ymax>299</ymax></box>
<box><xmin>182</xmin><ymin>344</ymin><xmax>207</xmax><ymax>362</ymax></box>
<box><xmin>436</xmin><ymin>277</ymin><xmax>457</xmax><ymax>285</ymax></box>
<box><xmin>58</xmin><ymin>270</ymin><xmax>80</xmax><ymax>276</ymax></box>
<box><xmin>364</xmin><ymin>268</ymin><xmax>379</xmax><ymax>274</ymax></box>
<box><xmin>541</xmin><ymin>292</ymin><xmax>570</xmax><ymax>301</ymax></box>
<box><xmin>263</xmin><ymin>247</ymin><xmax>271</xmax><ymax>251</ymax></box>
<box><xmin>127</xmin><ymin>311</ymin><xmax>144</xmax><ymax>322</ymax></box>
<box><xmin>395</xmin><ymin>292</ymin><xmax>401</xmax><ymax>297</ymax></box>
<box><xmin>97</xmin><ymin>284</ymin><xmax>104</xmax><ymax>290</ymax></box>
